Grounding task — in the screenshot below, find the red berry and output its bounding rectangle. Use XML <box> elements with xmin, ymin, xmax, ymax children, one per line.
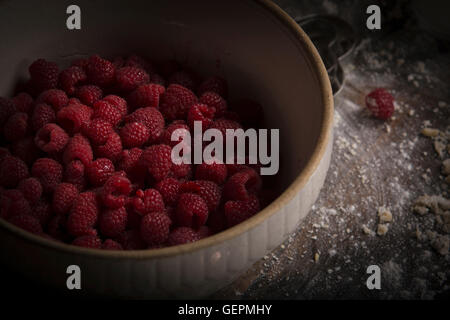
<box><xmin>125</xmin><ymin>107</ymin><xmax>165</xmax><ymax>143</ymax></box>
<box><xmin>52</xmin><ymin>182</ymin><xmax>79</xmax><ymax>215</ymax></box>
<box><xmin>176</xmin><ymin>193</ymin><xmax>209</xmax><ymax>228</ymax></box>
<box><xmin>30</xmin><ymin>199</ymin><xmax>52</xmax><ymax>226</ymax></box>
<box><xmin>115</xmin><ymin>66</ymin><xmax>150</xmax><ymax>92</ymax></box>
<box><xmin>224</xmin><ymin>195</ymin><xmax>260</xmax><ymax>227</ymax></box>
<box><xmin>223</xmin><ymin>168</ymin><xmax>262</xmax><ymax>201</ymax></box>
<box><xmin>100</xmin><ymin>175</ymin><xmax>131</xmax><ymax>209</ymax></box>
<box><xmin>92</xmin><ymin>100</ymin><xmax>123</xmax><ymax>127</ymax></box>
<box><xmin>195</xmin><ymin>161</ymin><xmax>227</xmax><ymax>185</ymax></box>
<box><xmin>120</xmin><ymin>122</ymin><xmax>150</xmax><ymax>148</ymax></box>
<box><xmin>0</xmin><ymin>97</ymin><xmax>17</xmax><ymax>125</ymax></box>
<box><xmin>35</xmin><ymin>123</ymin><xmax>69</xmax><ymax>153</ymax></box>
<box><xmin>199</xmin><ymin>91</ymin><xmax>227</xmax><ymax>117</ymax></box>
<box><xmin>197</xmin><ymin>76</ymin><xmax>227</xmax><ymax>98</ymax></box>
<box><xmin>160</xmin><ymin>84</ymin><xmax>198</xmax><ymax>120</ymax></box>
<box><xmin>72</xmin><ymin>235</ymin><xmax>102</xmax><ymax>248</ymax></box>
<box><xmin>67</xmin><ymin>192</ymin><xmax>99</xmax><ymax>236</ymax></box>
<box><xmin>102</xmin><ymin>239</ymin><xmax>123</xmax><ymax>250</ymax></box>
<box><xmin>366</xmin><ymin>88</ymin><xmax>395</xmax><ymax>120</ymax></box>
<box><xmin>131</xmin><ymin>188</ymin><xmax>165</xmax><ymax>215</ymax></box>
<box><xmin>18</xmin><ymin>177</ymin><xmax>42</xmax><ymax>205</ymax></box>
<box><xmin>167</xmin><ymin>227</ymin><xmax>200</xmax><ymax>246</ymax></box>
<box><xmin>187</xmin><ymin>103</ymin><xmax>215</xmax><ymax>130</ymax></box>
<box><xmin>160</xmin><ymin>120</ymin><xmax>191</xmax><ymax>148</ymax></box>
<box><xmin>155</xmin><ymin>178</ymin><xmax>181</xmax><ymax>206</ymax></box>
<box><xmin>139</xmin><ymin>144</ymin><xmax>172</xmax><ymax>181</ymax></box>
<box><xmin>209</xmin><ymin>118</ymin><xmax>242</xmax><ymax>138</ymax></box>
<box><xmin>64</xmin><ymin>160</ymin><xmax>86</xmax><ymax>191</ymax></box>
<box><xmin>0</xmin><ymin>156</ymin><xmax>29</xmax><ymax>188</ymax></box>
<box><xmin>171</xmin><ymin>162</ymin><xmax>192</xmax><ymax>180</ymax></box>
<box><xmin>180</xmin><ymin>180</ymin><xmax>221</xmax><ymax>212</ymax></box>
<box><xmin>13</xmin><ymin>92</ymin><xmax>34</xmax><ymax>114</ymax></box>
<box><xmin>0</xmin><ymin>189</ymin><xmax>31</xmax><ymax>219</ymax></box>
<box><xmin>103</xmin><ymin>95</ymin><xmax>128</xmax><ymax>116</ymax></box>
<box><xmin>128</xmin><ymin>83</ymin><xmax>165</xmax><ymax>110</ymax></box>
<box><xmin>31</xmin><ymin>158</ymin><xmax>63</xmax><ymax>193</ymax></box>
<box><xmin>63</xmin><ymin>134</ymin><xmax>93</xmax><ymax>166</ymax></box>
<box><xmin>36</xmin><ymin>89</ymin><xmax>69</xmax><ymax>111</ymax></box>
<box><xmin>29</xmin><ymin>59</ymin><xmax>59</xmax><ymax>93</ymax></box>
<box><xmin>57</xmin><ymin>103</ymin><xmax>93</xmax><ymax>135</ymax></box>
<box><xmin>86</xmin><ymin>55</ymin><xmax>115</xmax><ymax>87</ymax></box>
<box><xmin>86</xmin><ymin>158</ymin><xmax>115</xmax><ymax>186</ymax></box>
<box><xmin>140</xmin><ymin>212</ymin><xmax>171</xmax><ymax>246</ymax></box>
<box><xmin>31</xmin><ymin>103</ymin><xmax>56</xmax><ymax>131</ymax></box>
<box><xmin>58</xmin><ymin>66</ymin><xmax>87</xmax><ymax>95</ymax></box>
<box><xmin>94</xmin><ymin>132</ymin><xmax>122</xmax><ymax>161</ymax></box>
<box><xmin>9</xmin><ymin>214</ymin><xmax>43</xmax><ymax>235</ymax></box>
<box><xmin>75</xmin><ymin>85</ymin><xmax>103</xmax><ymax>105</ymax></box>
<box><xmin>3</xmin><ymin>112</ymin><xmax>29</xmax><ymax>142</ymax></box>
<box><xmin>83</xmin><ymin>118</ymin><xmax>113</xmax><ymax>145</ymax></box>
<box><xmin>99</xmin><ymin>206</ymin><xmax>128</xmax><ymax>238</ymax></box>
<box><xmin>11</xmin><ymin>137</ymin><xmax>39</xmax><ymax>165</ymax></box>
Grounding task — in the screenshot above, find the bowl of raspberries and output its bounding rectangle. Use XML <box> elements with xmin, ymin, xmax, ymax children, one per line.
<box><xmin>0</xmin><ymin>0</ymin><xmax>333</xmax><ymax>298</ymax></box>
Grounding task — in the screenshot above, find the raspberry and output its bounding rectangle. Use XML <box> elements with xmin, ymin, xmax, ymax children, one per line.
<box><xmin>75</xmin><ymin>85</ymin><xmax>103</xmax><ymax>105</ymax></box>
<box><xmin>11</xmin><ymin>137</ymin><xmax>39</xmax><ymax>165</ymax></box>
<box><xmin>18</xmin><ymin>177</ymin><xmax>42</xmax><ymax>205</ymax></box>
<box><xmin>187</xmin><ymin>103</ymin><xmax>215</xmax><ymax>130</ymax></box>
<box><xmin>64</xmin><ymin>160</ymin><xmax>86</xmax><ymax>191</ymax></box>
<box><xmin>31</xmin><ymin>103</ymin><xmax>56</xmax><ymax>131</ymax></box>
<box><xmin>131</xmin><ymin>188</ymin><xmax>165</xmax><ymax>215</ymax></box>
<box><xmin>36</xmin><ymin>89</ymin><xmax>69</xmax><ymax>111</ymax></box>
<box><xmin>86</xmin><ymin>158</ymin><xmax>115</xmax><ymax>186</ymax></box>
<box><xmin>167</xmin><ymin>227</ymin><xmax>200</xmax><ymax>246</ymax></box>
<box><xmin>67</xmin><ymin>192</ymin><xmax>99</xmax><ymax>236</ymax></box>
<box><xmin>57</xmin><ymin>103</ymin><xmax>93</xmax><ymax>135</ymax></box>
<box><xmin>0</xmin><ymin>190</ymin><xmax>32</xmax><ymax>219</ymax></box>
<box><xmin>31</xmin><ymin>158</ymin><xmax>63</xmax><ymax>193</ymax></box>
<box><xmin>199</xmin><ymin>91</ymin><xmax>227</xmax><ymax>117</ymax></box>
<box><xmin>128</xmin><ymin>84</ymin><xmax>165</xmax><ymax>110</ymax></box>
<box><xmin>175</xmin><ymin>193</ymin><xmax>209</xmax><ymax>228</ymax></box>
<box><xmin>366</xmin><ymin>88</ymin><xmax>395</xmax><ymax>120</ymax></box>
<box><xmin>86</xmin><ymin>55</ymin><xmax>115</xmax><ymax>87</ymax></box>
<box><xmin>102</xmin><ymin>239</ymin><xmax>123</xmax><ymax>250</ymax></box>
<box><xmin>223</xmin><ymin>168</ymin><xmax>262</xmax><ymax>201</ymax></box>
<box><xmin>103</xmin><ymin>95</ymin><xmax>128</xmax><ymax>117</ymax></box>
<box><xmin>0</xmin><ymin>156</ymin><xmax>29</xmax><ymax>188</ymax></box>
<box><xmin>63</xmin><ymin>134</ymin><xmax>93</xmax><ymax>166</ymax></box>
<box><xmin>83</xmin><ymin>118</ymin><xmax>113</xmax><ymax>145</ymax></box>
<box><xmin>35</xmin><ymin>123</ymin><xmax>69</xmax><ymax>153</ymax></box>
<box><xmin>0</xmin><ymin>97</ymin><xmax>17</xmax><ymax>125</ymax></box>
<box><xmin>94</xmin><ymin>132</ymin><xmax>122</xmax><ymax>161</ymax></box>
<box><xmin>3</xmin><ymin>112</ymin><xmax>29</xmax><ymax>142</ymax></box>
<box><xmin>160</xmin><ymin>120</ymin><xmax>191</xmax><ymax>148</ymax></box>
<box><xmin>125</xmin><ymin>107</ymin><xmax>165</xmax><ymax>143</ymax></box>
<box><xmin>28</xmin><ymin>59</ymin><xmax>59</xmax><ymax>93</ymax></box>
<box><xmin>116</xmin><ymin>229</ymin><xmax>146</xmax><ymax>250</ymax></box>
<box><xmin>117</xmin><ymin>147</ymin><xmax>142</xmax><ymax>173</ymax></box>
<box><xmin>155</xmin><ymin>178</ymin><xmax>181</xmax><ymax>206</ymax></box>
<box><xmin>30</xmin><ymin>200</ymin><xmax>52</xmax><ymax>226</ymax></box>
<box><xmin>92</xmin><ymin>100</ymin><xmax>122</xmax><ymax>127</ymax></box>
<box><xmin>8</xmin><ymin>214</ymin><xmax>43</xmax><ymax>235</ymax></box>
<box><xmin>180</xmin><ymin>180</ymin><xmax>221</xmax><ymax>212</ymax></box>
<box><xmin>120</xmin><ymin>122</ymin><xmax>150</xmax><ymax>148</ymax></box>
<box><xmin>168</xmin><ymin>71</ymin><xmax>197</xmax><ymax>91</ymax></box>
<box><xmin>140</xmin><ymin>212</ymin><xmax>171</xmax><ymax>246</ymax></box>
<box><xmin>72</xmin><ymin>235</ymin><xmax>102</xmax><ymax>248</ymax></box>
<box><xmin>13</xmin><ymin>92</ymin><xmax>34</xmax><ymax>114</ymax></box>
<box><xmin>160</xmin><ymin>84</ymin><xmax>198</xmax><ymax>120</ymax></box>
<box><xmin>197</xmin><ymin>76</ymin><xmax>227</xmax><ymax>98</ymax></box>
<box><xmin>99</xmin><ymin>207</ymin><xmax>128</xmax><ymax>237</ymax></box>
<box><xmin>125</xmin><ymin>55</ymin><xmax>154</xmax><ymax>74</ymax></box>
<box><xmin>71</xmin><ymin>58</ymin><xmax>89</xmax><ymax>69</ymax></box>
<box><xmin>100</xmin><ymin>175</ymin><xmax>131</xmax><ymax>209</ymax></box>
<box><xmin>171</xmin><ymin>162</ymin><xmax>192</xmax><ymax>180</ymax></box>
<box><xmin>209</xmin><ymin>118</ymin><xmax>242</xmax><ymax>137</ymax></box>
<box><xmin>224</xmin><ymin>195</ymin><xmax>260</xmax><ymax>227</ymax></box>
<box><xmin>58</xmin><ymin>66</ymin><xmax>87</xmax><ymax>95</ymax></box>
<box><xmin>52</xmin><ymin>182</ymin><xmax>79</xmax><ymax>215</ymax></box>
<box><xmin>195</xmin><ymin>161</ymin><xmax>227</xmax><ymax>185</ymax></box>
<box><xmin>115</xmin><ymin>66</ymin><xmax>150</xmax><ymax>92</ymax></box>
<box><xmin>139</xmin><ymin>144</ymin><xmax>172</xmax><ymax>181</ymax></box>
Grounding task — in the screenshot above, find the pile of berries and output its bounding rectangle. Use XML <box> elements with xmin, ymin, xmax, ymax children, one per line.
<box><xmin>0</xmin><ymin>54</ymin><xmax>271</xmax><ymax>250</ymax></box>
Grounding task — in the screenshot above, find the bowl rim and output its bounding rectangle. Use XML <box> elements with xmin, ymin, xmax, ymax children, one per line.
<box><xmin>0</xmin><ymin>0</ymin><xmax>334</xmax><ymax>260</ymax></box>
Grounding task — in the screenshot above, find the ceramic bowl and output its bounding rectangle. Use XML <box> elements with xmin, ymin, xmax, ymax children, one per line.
<box><xmin>0</xmin><ymin>0</ymin><xmax>333</xmax><ymax>298</ymax></box>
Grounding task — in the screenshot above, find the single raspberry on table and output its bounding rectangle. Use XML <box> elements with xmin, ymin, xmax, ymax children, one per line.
<box><xmin>116</xmin><ymin>229</ymin><xmax>146</xmax><ymax>250</ymax></box>
<box><xmin>139</xmin><ymin>144</ymin><xmax>172</xmax><ymax>181</ymax></box>
<box><xmin>140</xmin><ymin>211</ymin><xmax>171</xmax><ymax>246</ymax></box>
<box><xmin>197</xmin><ymin>76</ymin><xmax>228</xmax><ymax>98</ymax></box>
<box><xmin>11</xmin><ymin>137</ymin><xmax>39</xmax><ymax>165</ymax></box>
<box><xmin>102</xmin><ymin>239</ymin><xmax>123</xmax><ymax>250</ymax></box>
<box><xmin>52</xmin><ymin>182</ymin><xmax>79</xmax><ymax>215</ymax></box>
<box><xmin>168</xmin><ymin>71</ymin><xmax>197</xmax><ymax>91</ymax></box>
<box><xmin>31</xmin><ymin>158</ymin><xmax>63</xmax><ymax>193</ymax></box>
<box><xmin>64</xmin><ymin>160</ymin><xmax>86</xmax><ymax>191</ymax></box>
<box><xmin>0</xmin><ymin>97</ymin><xmax>17</xmax><ymax>125</ymax></box>
<box><xmin>3</xmin><ymin>112</ymin><xmax>29</xmax><ymax>142</ymax></box>
<box><xmin>31</xmin><ymin>103</ymin><xmax>56</xmax><ymax>131</ymax></box>
<box><xmin>86</xmin><ymin>158</ymin><xmax>115</xmax><ymax>187</ymax></box>
<box><xmin>63</xmin><ymin>134</ymin><xmax>93</xmax><ymax>166</ymax></box>
<box><xmin>100</xmin><ymin>175</ymin><xmax>132</xmax><ymax>209</ymax></box>
<box><xmin>195</xmin><ymin>161</ymin><xmax>227</xmax><ymax>185</ymax></box>
<box><xmin>160</xmin><ymin>84</ymin><xmax>198</xmax><ymax>120</ymax></box>
<box><xmin>72</xmin><ymin>235</ymin><xmax>102</xmax><ymax>249</ymax></box>
<box><xmin>35</xmin><ymin>123</ymin><xmax>69</xmax><ymax>153</ymax></box>
<box><xmin>103</xmin><ymin>95</ymin><xmax>128</xmax><ymax>117</ymax></box>
<box><xmin>92</xmin><ymin>100</ymin><xmax>123</xmax><ymax>127</ymax></box>
<box><xmin>223</xmin><ymin>168</ymin><xmax>262</xmax><ymax>201</ymax></box>
<box><xmin>128</xmin><ymin>83</ymin><xmax>165</xmax><ymax>110</ymax></box>
<box><xmin>131</xmin><ymin>188</ymin><xmax>165</xmax><ymax>215</ymax></box>
<box><xmin>8</xmin><ymin>214</ymin><xmax>43</xmax><ymax>235</ymax></box>
<box><xmin>125</xmin><ymin>107</ymin><xmax>165</xmax><ymax>143</ymax></box>
<box><xmin>30</xmin><ymin>199</ymin><xmax>52</xmax><ymax>226</ymax></box>
<box><xmin>0</xmin><ymin>156</ymin><xmax>29</xmax><ymax>188</ymax></box>
<box><xmin>18</xmin><ymin>177</ymin><xmax>42</xmax><ymax>205</ymax></box>
<box><xmin>120</xmin><ymin>122</ymin><xmax>150</xmax><ymax>148</ymax></box>
<box><xmin>224</xmin><ymin>195</ymin><xmax>260</xmax><ymax>227</ymax></box>
<box><xmin>56</xmin><ymin>103</ymin><xmax>93</xmax><ymax>135</ymax></box>
<box><xmin>167</xmin><ymin>227</ymin><xmax>201</xmax><ymax>246</ymax></box>
<box><xmin>115</xmin><ymin>66</ymin><xmax>150</xmax><ymax>92</ymax></box>
<box><xmin>187</xmin><ymin>103</ymin><xmax>215</xmax><ymax>130</ymax></box>
<box><xmin>155</xmin><ymin>177</ymin><xmax>181</xmax><ymax>207</ymax></box>
<box><xmin>83</xmin><ymin>118</ymin><xmax>113</xmax><ymax>146</ymax></box>
<box><xmin>28</xmin><ymin>59</ymin><xmax>59</xmax><ymax>93</ymax></box>
<box><xmin>13</xmin><ymin>92</ymin><xmax>34</xmax><ymax>114</ymax></box>
<box><xmin>175</xmin><ymin>193</ymin><xmax>209</xmax><ymax>228</ymax></box>
<box><xmin>94</xmin><ymin>132</ymin><xmax>122</xmax><ymax>161</ymax></box>
<box><xmin>58</xmin><ymin>66</ymin><xmax>87</xmax><ymax>95</ymax></box>
<box><xmin>180</xmin><ymin>180</ymin><xmax>221</xmax><ymax>212</ymax></box>
<box><xmin>86</xmin><ymin>55</ymin><xmax>115</xmax><ymax>87</ymax></box>
<box><xmin>99</xmin><ymin>206</ymin><xmax>128</xmax><ymax>238</ymax></box>
<box><xmin>36</xmin><ymin>89</ymin><xmax>69</xmax><ymax>112</ymax></box>
<box><xmin>67</xmin><ymin>191</ymin><xmax>99</xmax><ymax>236</ymax></box>
<box><xmin>365</xmin><ymin>88</ymin><xmax>395</xmax><ymax>120</ymax></box>
<box><xmin>75</xmin><ymin>85</ymin><xmax>103</xmax><ymax>105</ymax></box>
<box><xmin>199</xmin><ymin>91</ymin><xmax>227</xmax><ymax>117</ymax></box>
